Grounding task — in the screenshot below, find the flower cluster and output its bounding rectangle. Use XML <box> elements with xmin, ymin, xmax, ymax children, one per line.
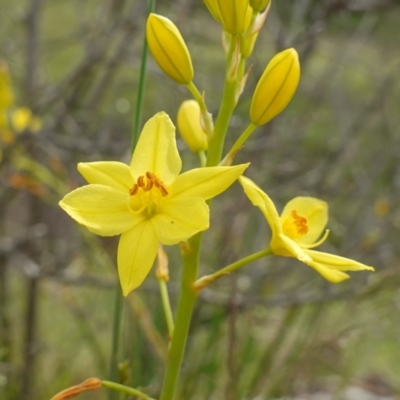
<box><xmin>59</xmin><ymin>1</ymin><xmax>374</xmax><ymax>297</ymax></box>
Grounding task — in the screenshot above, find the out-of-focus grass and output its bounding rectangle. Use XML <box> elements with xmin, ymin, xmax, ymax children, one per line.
<box><xmin>1</xmin><ymin>1</ymin><xmax>400</xmax><ymax>399</ymax></box>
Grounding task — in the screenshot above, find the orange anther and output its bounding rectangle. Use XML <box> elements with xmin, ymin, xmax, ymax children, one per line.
<box><xmin>129</xmin><ymin>184</ymin><xmax>138</xmax><ymax>195</ymax></box>
<box><xmin>143</xmin><ymin>179</ymin><xmax>154</xmax><ymax>191</ymax></box>
<box><xmin>291</xmin><ymin>210</ymin><xmax>308</xmax><ymax>235</ymax></box>
<box><xmin>137</xmin><ymin>176</ymin><xmax>146</xmax><ymax>188</ymax></box>
<box><xmin>130</xmin><ymin>172</ymin><xmax>168</xmax><ymax>196</ymax></box>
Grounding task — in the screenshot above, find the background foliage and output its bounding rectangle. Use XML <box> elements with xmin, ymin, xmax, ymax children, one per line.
<box><xmin>1</xmin><ymin>0</ymin><xmax>400</xmax><ymax>399</ymax></box>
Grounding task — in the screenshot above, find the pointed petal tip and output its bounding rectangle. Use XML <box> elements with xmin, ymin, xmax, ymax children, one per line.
<box><xmin>330</xmin><ymin>274</ymin><xmax>350</xmax><ymax>284</ymax></box>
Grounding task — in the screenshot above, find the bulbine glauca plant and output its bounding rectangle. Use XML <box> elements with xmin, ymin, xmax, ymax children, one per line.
<box><xmin>52</xmin><ymin>1</ymin><xmax>374</xmax><ymax>399</ymax></box>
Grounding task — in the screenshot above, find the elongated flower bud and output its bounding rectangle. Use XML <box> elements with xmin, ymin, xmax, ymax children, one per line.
<box><xmin>203</xmin><ymin>0</ymin><xmax>222</xmax><ymax>23</ymax></box>
<box><xmin>250</xmin><ymin>0</ymin><xmax>270</xmax><ymax>12</ymax></box>
<box><xmin>146</xmin><ymin>14</ymin><xmax>194</xmax><ymax>85</ymax></box>
<box><xmin>250</xmin><ymin>48</ymin><xmax>300</xmax><ymax>126</ymax></box>
<box><xmin>177</xmin><ymin>100</ymin><xmax>208</xmax><ymax>153</ymax></box>
<box><xmin>216</xmin><ymin>0</ymin><xmax>251</xmax><ymax>35</ymax></box>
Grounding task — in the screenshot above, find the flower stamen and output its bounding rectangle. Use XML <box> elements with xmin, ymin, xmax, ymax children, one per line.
<box><xmin>129</xmin><ymin>171</ymin><xmax>169</xmax><ymax>197</ymax></box>
<box><xmin>291</xmin><ymin>210</ymin><xmax>308</xmax><ymax>235</ymax></box>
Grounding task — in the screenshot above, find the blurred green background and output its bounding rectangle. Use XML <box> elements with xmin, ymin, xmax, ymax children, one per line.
<box><xmin>1</xmin><ymin>0</ymin><xmax>400</xmax><ymax>399</ymax></box>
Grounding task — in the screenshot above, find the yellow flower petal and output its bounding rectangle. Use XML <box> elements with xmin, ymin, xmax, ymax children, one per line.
<box><xmin>305</xmin><ymin>250</ymin><xmax>374</xmax><ymax>272</ymax></box>
<box><xmin>130</xmin><ymin>112</ymin><xmax>181</xmax><ymax>185</ymax></box>
<box><xmin>153</xmin><ymin>197</ymin><xmax>209</xmax><ymax>245</ymax></box>
<box><xmin>78</xmin><ymin>162</ymin><xmax>133</xmax><ymax>193</ymax></box>
<box><xmin>305</xmin><ymin>261</ymin><xmax>350</xmax><ymax>283</ymax></box>
<box><xmin>272</xmin><ymin>233</ymin><xmax>313</xmax><ymax>263</ymax></box>
<box><xmin>280</xmin><ymin>196</ymin><xmax>328</xmax><ymax>245</ymax></box>
<box><xmin>170</xmin><ymin>164</ymin><xmax>249</xmax><ymax>200</ymax></box>
<box><xmin>59</xmin><ymin>184</ymin><xmax>141</xmax><ymax>236</ymax></box>
<box><xmin>118</xmin><ymin>221</ymin><xmax>159</xmax><ymax>296</ymax></box>
<box><xmin>239</xmin><ymin>176</ymin><xmax>282</xmax><ymax>236</ymax></box>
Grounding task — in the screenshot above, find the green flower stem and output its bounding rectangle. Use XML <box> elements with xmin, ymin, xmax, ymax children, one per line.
<box><xmin>102</xmin><ymin>380</ymin><xmax>156</xmax><ymax>400</ymax></box>
<box><xmin>221</xmin><ymin>122</ymin><xmax>257</xmax><ymax>166</ymax></box>
<box><xmin>206</xmin><ymin>36</ymin><xmax>239</xmax><ymax>167</ymax></box>
<box><xmin>108</xmin><ymin>287</ymin><xmax>123</xmax><ymax>400</ymax></box>
<box><xmin>158</xmin><ymin>279</ymin><xmax>174</xmax><ymax>339</ymax></box>
<box><xmin>131</xmin><ymin>0</ymin><xmax>156</xmax><ymax>152</ymax></box>
<box><xmin>198</xmin><ymin>150</ymin><xmax>207</xmax><ymax>167</ymax></box>
<box><xmin>159</xmin><ymin>233</ymin><xmax>202</xmax><ymax>400</ymax></box>
<box><xmin>186</xmin><ymin>81</ymin><xmax>214</xmax><ymax>136</ymax></box>
<box><xmin>194</xmin><ymin>247</ymin><xmax>272</xmax><ymax>290</ymax></box>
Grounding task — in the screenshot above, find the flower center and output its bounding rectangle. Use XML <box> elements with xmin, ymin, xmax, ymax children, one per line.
<box><xmin>128</xmin><ymin>171</ymin><xmax>168</xmax><ymax>218</ymax></box>
<box><xmin>282</xmin><ymin>210</ymin><xmax>308</xmax><ymax>239</ymax></box>
<box><xmin>129</xmin><ymin>171</ymin><xmax>168</xmax><ymax>197</ymax></box>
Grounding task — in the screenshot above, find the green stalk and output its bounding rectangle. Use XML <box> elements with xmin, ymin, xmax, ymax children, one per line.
<box><xmin>198</xmin><ymin>150</ymin><xmax>207</xmax><ymax>167</ymax></box>
<box><xmin>186</xmin><ymin>81</ymin><xmax>214</xmax><ymax>136</ymax></box>
<box><xmin>221</xmin><ymin>122</ymin><xmax>257</xmax><ymax>165</ymax></box>
<box><xmin>159</xmin><ymin>233</ymin><xmax>202</xmax><ymax>400</ymax></box>
<box><xmin>206</xmin><ymin>36</ymin><xmax>239</xmax><ymax>167</ymax></box>
<box><xmin>194</xmin><ymin>248</ymin><xmax>272</xmax><ymax>290</ymax></box>
<box><xmin>131</xmin><ymin>0</ymin><xmax>156</xmax><ymax>152</ymax></box>
<box><xmin>108</xmin><ymin>287</ymin><xmax>123</xmax><ymax>400</ymax></box>
<box><xmin>102</xmin><ymin>381</ymin><xmax>156</xmax><ymax>400</ymax></box>
<box><xmin>158</xmin><ymin>280</ymin><xmax>174</xmax><ymax>338</ymax></box>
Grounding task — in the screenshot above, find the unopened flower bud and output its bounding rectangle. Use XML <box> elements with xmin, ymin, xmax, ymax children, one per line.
<box><xmin>203</xmin><ymin>0</ymin><xmax>222</xmax><ymax>23</ymax></box>
<box><xmin>146</xmin><ymin>14</ymin><xmax>194</xmax><ymax>85</ymax></box>
<box><xmin>240</xmin><ymin>3</ymin><xmax>270</xmax><ymax>58</ymax></box>
<box><xmin>250</xmin><ymin>0</ymin><xmax>270</xmax><ymax>12</ymax></box>
<box><xmin>250</xmin><ymin>48</ymin><xmax>300</xmax><ymax>126</ymax></box>
<box><xmin>217</xmin><ymin>0</ymin><xmax>251</xmax><ymax>35</ymax></box>
<box><xmin>177</xmin><ymin>100</ymin><xmax>208</xmax><ymax>153</ymax></box>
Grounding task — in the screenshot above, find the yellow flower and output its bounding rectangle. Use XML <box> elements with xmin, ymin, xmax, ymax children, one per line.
<box><xmin>177</xmin><ymin>100</ymin><xmax>208</xmax><ymax>153</ymax></box>
<box><xmin>60</xmin><ymin>112</ymin><xmax>249</xmax><ymax>295</ymax></box>
<box><xmin>11</xmin><ymin>107</ymin><xmax>42</xmax><ymax>133</ymax></box>
<box><xmin>239</xmin><ymin>176</ymin><xmax>374</xmax><ymax>283</ymax></box>
<box><xmin>146</xmin><ymin>14</ymin><xmax>194</xmax><ymax>85</ymax></box>
<box><xmin>250</xmin><ymin>48</ymin><xmax>300</xmax><ymax>126</ymax></box>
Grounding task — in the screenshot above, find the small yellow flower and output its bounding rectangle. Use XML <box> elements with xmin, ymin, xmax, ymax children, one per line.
<box><xmin>239</xmin><ymin>176</ymin><xmax>374</xmax><ymax>282</ymax></box>
<box><xmin>11</xmin><ymin>107</ymin><xmax>42</xmax><ymax>133</ymax></box>
<box><xmin>177</xmin><ymin>100</ymin><xmax>208</xmax><ymax>153</ymax></box>
<box><xmin>250</xmin><ymin>0</ymin><xmax>270</xmax><ymax>12</ymax></box>
<box><xmin>60</xmin><ymin>112</ymin><xmax>249</xmax><ymax>295</ymax></box>
<box><xmin>146</xmin><ymin>14</ymin><xmax>194</xmax><ymax>85</ymax></box>
<box><xmin>250</xmin><ymin>48</ymin><xmax>300</xmax><ymax>126</ymax></box>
